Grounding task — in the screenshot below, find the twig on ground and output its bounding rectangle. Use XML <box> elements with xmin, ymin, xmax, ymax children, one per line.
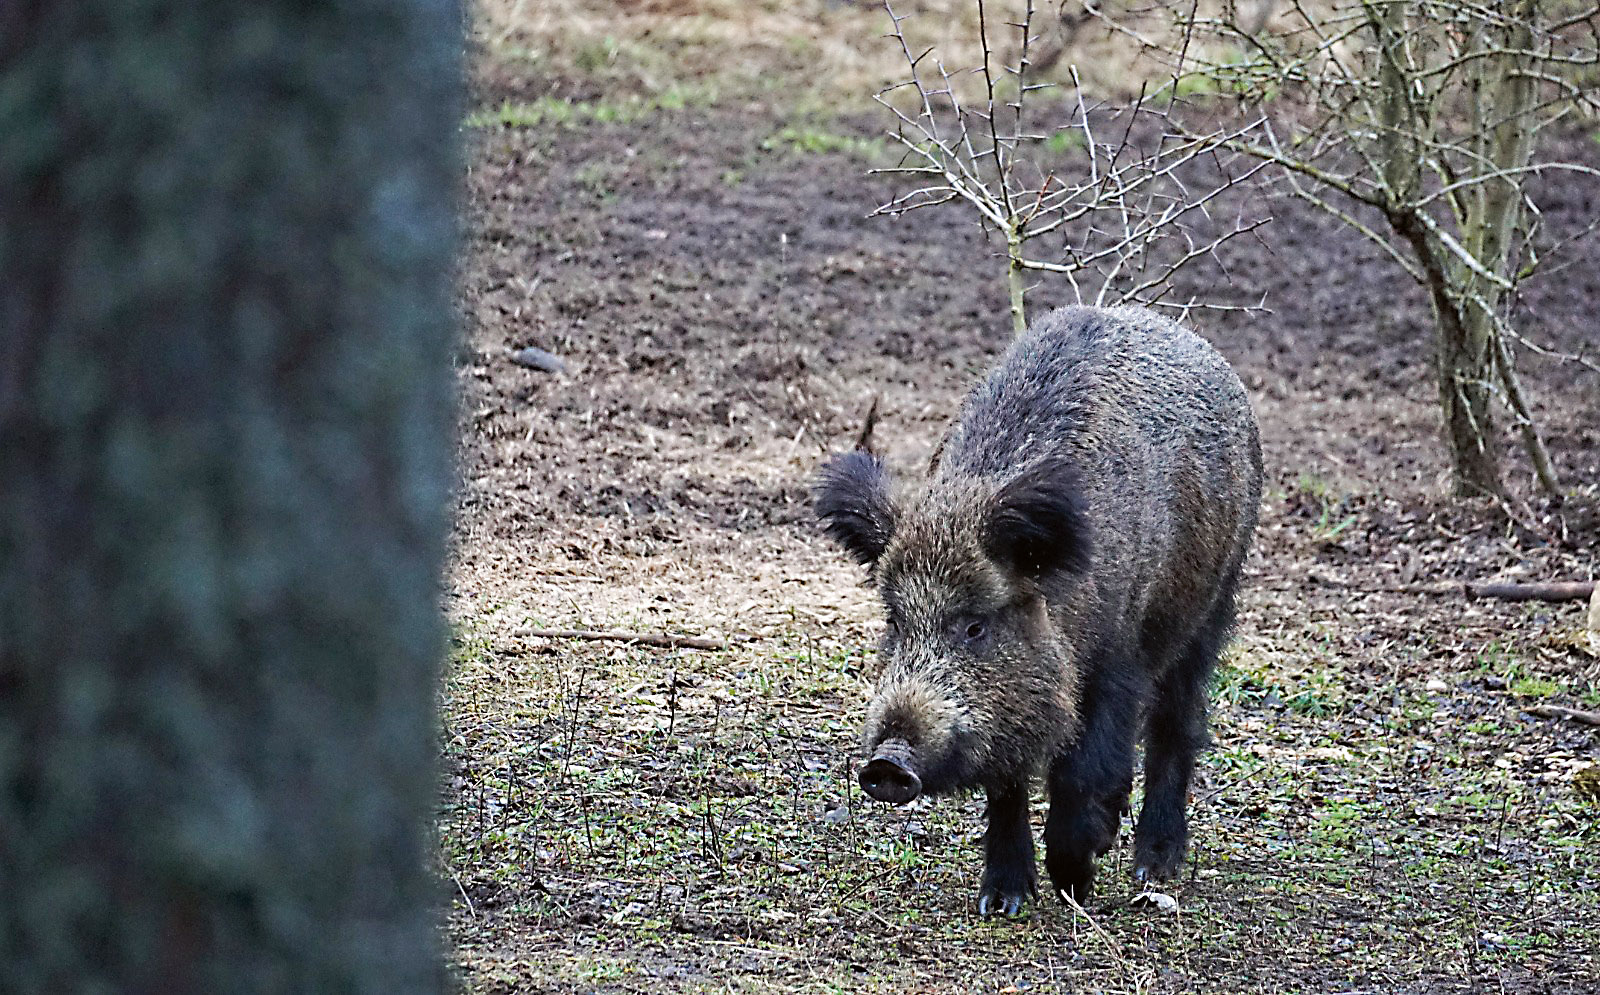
<box><xmin>1297</xmin><ymin>577</ymin><xmax>1596</xmax><ymax>602</ymax></box>
<box><xmin>1465</xmin><ymin>581</ymin><xmax>1595</xmax><ymax>602</ymax></box>
<box><xmin>852</xmin><ymin>394</ymin><xmax>881</xmax><ymax>453</ymax></box>
<box><xmin>517</xmin><ymin>628</ymin><xmax>731</xmax><ymax>651</ymax></box>
<box><xmin>1059</xmin><ymin>889</ymin><xmax>1151</xmax><ymax>989</ymax></box>
<box><xmin>1193</xmin><ymin>762</ymin><xmax>1268</xmax><ymax>807</ymax></box>
<box><xmin>452</xmin><ymin>871</ymin><xmax>478</xmax><ymax>918</ymax></box>
<box><xmin>1522</xmin><ymin>704</ymin><xmax>1600</xmax><ymax>727</ymax></box>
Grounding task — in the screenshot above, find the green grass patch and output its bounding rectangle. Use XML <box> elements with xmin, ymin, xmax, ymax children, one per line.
<box><xmin>1292</xmin><ymin>471</ymin><xmax>1358</xmax><ymax>543</ymax></box>
<box><xmin>1510</xmin><ymin>676</ymin><xmax>1561</xmax><ymax>698</ymax></box>
<box><xmin>1214</xmin><ymin>648</ymin><xmax>1345</xmax><ymax>718</ymax></box>
<box><xmin>761</xmin><ymin>123</ymin><xmax>888</xmax><ymax>162</ymax></box>
<box><xmin>464</xmin><ymin>85</ymin><xmax>719</xmax><ymax>130</ymax></box>
<box><xmin>1044</xmin><ymin>129</ymin><xmax>1087</xmax><ymax>156</ymax></box>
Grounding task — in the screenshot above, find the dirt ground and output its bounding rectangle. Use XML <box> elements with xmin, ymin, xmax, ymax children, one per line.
<box><xmin>441</xmin><ymin>8</ymin><xmax>1600</xmax><ymax>993</ymax></box>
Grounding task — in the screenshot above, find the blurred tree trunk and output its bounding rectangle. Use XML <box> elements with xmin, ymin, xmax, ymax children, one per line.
<box><xmin>0</xmin><ymin>2</ymin><xmax>460</xmax><ymax>991</ymax></box>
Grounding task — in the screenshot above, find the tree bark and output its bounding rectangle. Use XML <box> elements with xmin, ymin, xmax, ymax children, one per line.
<box><xmin>1462</xmin><ymin>2</ymin><xmax>1559</xmax><ymax>495</ymax></box>
<box><xmin>1368</xmin><ymin>0</ymin><xmax>1504</xmax><ymax>497</ymax></box>
<box><xmin>1384</xmin><ymin>209</ymin><xmax>1505</xmax><ymax>496</ymax></box>
<box><xmin>1434</xmin><ymin>284</ymin><xmax>1506</xmax><ymax>496</ymax></box>
<box><xmin>1006</xmin><ymin>223</ymin><xmax>1029</xmax><ymax>336</ymax></box>
<box><xmin>0</xmin><ymin>2</ymin><xmax>459</xmax><ymax>991</ymax></box>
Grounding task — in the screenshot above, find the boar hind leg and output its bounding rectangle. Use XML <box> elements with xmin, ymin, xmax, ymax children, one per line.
<box><xmin>1044</xmin><ymin>667</ymin><xmax>1145</xmax><ymax>903</ymax></box>
<box><xmin>1135</xmin><ymin>593</ymin><xmax>1235</xmax><ymax>884</ymax></box>
<box><xmin>977</xmin><ymin>781</ymin><xmax>1036</xmax><ymax>917</ymax></box>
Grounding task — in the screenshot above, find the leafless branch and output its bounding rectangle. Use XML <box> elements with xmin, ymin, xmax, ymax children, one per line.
<box><xmin>871</xmin><ymin>1</ymin><xmax>1270</xmax><ymax>327</ymax></box>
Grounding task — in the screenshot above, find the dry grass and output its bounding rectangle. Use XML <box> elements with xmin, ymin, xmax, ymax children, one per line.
<box><xmin>475</xmin><ymin>0</ymin><xmax>1211</xmax><ymax>106</ymax></box>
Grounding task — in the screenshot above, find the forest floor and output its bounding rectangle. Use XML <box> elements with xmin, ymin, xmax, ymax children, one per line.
<box><xmin>442</xmin><ymin>4</ymin><xmax>1600</xmax><ymax>992</ymax></box>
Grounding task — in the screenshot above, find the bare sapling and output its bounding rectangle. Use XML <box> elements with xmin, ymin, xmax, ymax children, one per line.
<box><xmin>872</xmin><ymin>0</ymin><xmax>1271</xmax><ymax>334</ymax></box>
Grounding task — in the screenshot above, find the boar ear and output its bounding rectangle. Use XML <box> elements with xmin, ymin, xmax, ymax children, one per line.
<box><xmin>813</xmin><ymin>450</ymin><xmax>897</xmax><ymax>566</ymax></box>
<box><xmin>983</xmin><ymin>458</ymin><xmax>1091</xmax><ymax>576</ymax></box>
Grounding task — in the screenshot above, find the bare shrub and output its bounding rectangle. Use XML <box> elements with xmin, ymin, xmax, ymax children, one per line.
<box><xmin>871</xmin><ymin>0</ymin><xmax>1271</xmax><ymax>332</ymax></box>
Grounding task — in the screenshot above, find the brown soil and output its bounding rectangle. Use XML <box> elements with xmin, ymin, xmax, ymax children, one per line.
<box><xmin>442</xmin><ymin>53</ymin><xmax>1600</xmax><ymax>995</ymax></box>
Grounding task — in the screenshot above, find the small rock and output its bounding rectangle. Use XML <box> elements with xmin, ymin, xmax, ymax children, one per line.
<box><xmin>509</xmin><ymin>346</ymin><xmax>566</xmax><ymax>373</ymax></box>
<box><xmin>1130</xmin><ymin>890</ymin><xmax>1179</xmax><ymax>914</ymax></box>
<box><xmin>1425</xmin><ymin>677</ymin><xmax>1448</xmax><ymax>693</ymax></box>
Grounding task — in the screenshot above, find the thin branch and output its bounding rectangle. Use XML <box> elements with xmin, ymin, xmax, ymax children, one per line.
<box><xmin>517</xmin><ymin>628</ymin><xmax>731</xmax><ymax>651</ymax></box>
<box><xmin>1465</xmin><ymin>580</ymin><xmax>1595</xmax><ymax>602</ymax></box>
<box><xmin>1523</xmin><ymin>704</ymin><xmax>1600</xmax><ymax>727</ymax></box>
<box><xmin>872</xmin><ymin>1</ymin><xmax>1270</xmax><ymax>317</ymax></box>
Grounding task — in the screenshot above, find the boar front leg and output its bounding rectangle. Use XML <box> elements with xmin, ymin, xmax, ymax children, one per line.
<box><xmin>1044</xmin><ymin>667</ymin><xmax>1144</xmax><ymax>903</ymax></box>
<box><xmin>977</xmin><ymin>780</ymin><xmax>1036</xmax><ymax>917</ymax></box>
<box><xmin>1137</xmin><ymin>592</ymin><xmax>1235</xmax><ymax>883</ymax></box>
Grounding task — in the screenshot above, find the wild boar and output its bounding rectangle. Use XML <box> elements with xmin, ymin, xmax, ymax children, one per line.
<box><xmin>814</xmin><ymin>304</ymin><xmax>1261</xmax><ymax>915</ymax></box>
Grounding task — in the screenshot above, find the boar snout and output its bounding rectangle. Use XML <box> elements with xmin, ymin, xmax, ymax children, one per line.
<box><xmin>860</xmin><ymin>739</ymin><xmax>922</xmax><ymax>804</ymax></box>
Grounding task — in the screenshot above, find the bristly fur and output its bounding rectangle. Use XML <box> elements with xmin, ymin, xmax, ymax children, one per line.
<box><xmin>983</xmin><ymin>458</ymin><xmax>1091</xmax><ymax>577</ymax></box>
<box><xmin>812</xmin><ymin>449</ymin><xmax>896</xmax><ymax>566</ymax></box>
<box><xmin>813</xmin><ymin>303</ymin><xmax>1263</xmax><ymax>914</ymax></box>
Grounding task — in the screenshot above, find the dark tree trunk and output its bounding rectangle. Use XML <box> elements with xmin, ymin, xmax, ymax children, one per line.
<box><xmin>1388</xmin><ymin>212</ymin><xmax>1505</xmax><ymax>497</ymax></box>
<box><xmin>1434</xmin><ymin>300</ymin><xmax>1505</xmax><ymax>497</ymax></box>
<box><xmin>0</xmin><ymin>2</ymin><xmax>460</xmax><ymax>991</ymax></box>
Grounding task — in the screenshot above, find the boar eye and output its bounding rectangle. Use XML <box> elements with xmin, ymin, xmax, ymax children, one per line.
<box><xmin>951</xmin><ymin>616</ymin><xmax>989</xmax><ymax>647</ymax></box>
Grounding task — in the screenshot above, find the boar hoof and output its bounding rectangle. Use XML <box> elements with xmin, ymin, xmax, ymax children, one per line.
<box><xmin>859</xmin><ymin>756</ymin><xmax>921</xmax><ymax>805</ymax></box>
<box><xmin>977</xmin><ymin>872</ymin><xmax>1036</xmax><ymax>918</ymax></box>
<box><xmin>1133</xmin><ymin>835</ymin><xmax>1186</xmax><ymax>885</ymax></box>
<box><xmin>1047</xmin><ymin>856</ymin><xmax>1095</xmax><ymax>906</ymax></box>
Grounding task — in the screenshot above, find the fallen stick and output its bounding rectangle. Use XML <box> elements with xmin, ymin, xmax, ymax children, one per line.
<box><xmin>1296</xmin><ymin>579</ymin><xmax>1596</xmax><ymax>601</ymax></box>
<box><xmin>516</xmin><ymin>627</ymin><xmax>729</xmax><ymax>651</ymax></box>
<box><xmin>852</xmin><ymin>395</ymin><xmax>880</xmax><ymax>453</ymax></box>
<box><xmin>1522</xmin><ymin>704</ymin><xmax>1600</xmax><ymax>727</ymax></box>
<box><xmin>1466</xmin><ymin>581</ymin><xmax>1595</xmax><ymax>603</ymax></box>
